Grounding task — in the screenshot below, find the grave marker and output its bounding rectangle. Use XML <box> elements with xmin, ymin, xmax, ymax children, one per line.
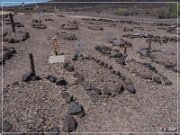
<box><xmin>9</xmin><ymin>13</ymin><xmax>15</xmax><ymax>32</ymax></box>
<box><xmin>49</xmin><ymin>35</ymin><xmax>65</xmax><ymax>63</ymax></box>
<box><xmin>29</xmin><ymin>53</ymin><xmax>36</xmax><ymax>75</ymax></box>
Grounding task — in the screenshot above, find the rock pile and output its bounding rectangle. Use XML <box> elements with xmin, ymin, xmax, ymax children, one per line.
<box><xmin>46</xmin><ymin>75</ymin><xmax>68</xmax><ymax>86</ymax></box>
<box><xmin>0</xmin><ymin>46</ymin><xmax>16</xmax><ymax>65</ymax></box>
<box><xmin>88</xmin><ymin>25</ymin><xmax>104</xmax><ymax>31</ymax></box>
<box><xmin>32</xmin><ymin>19</ymin><xmax>47</xmax><ymax>29</ymax></box>
<box><xmin>109</xmin><ymin>37</ymin><xmax>132</xmax><ymax>47</ymax></box>
<box><xmin>58</xmin><ymin>31</ymin><xmax>77</xmax><ymax>40</ymax></box>
<box><xmin>95</xmin><ymin>45</ymin><xmax>127</xmax><ymax>65</ymax></box>
<box><xmin>123</xmin><ymin>27</ymin><xmax>133</xmax><ymax>32</ymax></box>
<box><xmin>22</xmin><ymin>72</ymin><xmax>41</xmax><ymax>82</ymax></box>
<box><xmin>80</xmin><ymin>54</ymin><xmax>136</xmax><ymax>94</ymax></box>
<box><xmin>61</xmin><ymin>21</ymin><xmax>78</xmax><ymax>30</ymax></box>
<box><xmin>122</xmin><ymin>33</ymin><xmax>153</xmax><ymax>39</ymax></box>
<box><xmin>45</xmin><ymin>18</ymin><xmax>54</xmax><ymax>22</ymax></box>
<box><xmin>3</xmin><ymin>31</ymin><xmax>30</xmax><ymax>43</ymax></box>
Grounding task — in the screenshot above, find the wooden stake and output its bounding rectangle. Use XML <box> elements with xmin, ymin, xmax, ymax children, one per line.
<box><xmin>148</xmin><ymin>37</ymin><xmax>152</xmax><ymax>51</ymax></box>
<box><xmin>53</xmin><ymin>39</ymin><xmax>58</xmax><ymax>56</ymax></box>
<box><xmin>9</xmin><ymin>13</ymin><xmax>15</xmax><ymax>33</ymax></box>
<box><xmin>124</xmin><ymin>46</ymin><xmax>127</xmax><ymax>55</ymax></box>
<box><xmin>29</xmin><ymin>53</ymin><xmax>36</xmax><ymax>75</ymax></box>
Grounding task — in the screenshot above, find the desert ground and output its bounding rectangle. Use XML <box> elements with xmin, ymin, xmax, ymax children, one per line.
<box><xmin>0</xmin><ymin>6</ymin><xmax>180</xmax><ymax>134</ymax></box>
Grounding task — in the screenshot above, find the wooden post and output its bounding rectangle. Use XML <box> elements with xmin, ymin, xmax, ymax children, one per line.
<box><xmin>29</xmin><ymin>53</ymin><xmax>36</xmax><ymax>75</ymax></box>
<box><xmin>148</xmin><ymin>37</ymin><xmax>152</xmax><ymax>52</ymax></box>
<box><xmin>124</xmin><ymin>46</ymin><xmax>127</xmax><ymax>55</ymax></box>
<box><xmin>9</xmin><ymin>13</ymin><xmax>15</xmax><ymax>33</ymax></box>
<box><xmin>53</xmin><ymin>39</ymin><xmax>58</xmax><ymax>56</ymax></box>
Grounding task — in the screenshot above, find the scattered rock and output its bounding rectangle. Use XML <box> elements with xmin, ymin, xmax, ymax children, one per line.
<box><xmin>83</xmin><ymin>82</ymin><xmax>93</xmax><ymax>91</ymax></box>
<box><xmin>63</xmin><ymin>115</ymin><xmax>78</xmax><ymax>132</ymax></box>
<box><xmin>114</xmin><ymin>83</ymin><xmax>124</xmax><ymax>94</ymax></box>
<box><xmin>88</xmin><ymin>25</ymin><xmax>104</xmax><ymax>31</ymax></box>
<box><xmin>46</xmin><ymin>75</ymin><xmax>57</xmax><ymax>83</ymax></box>
<box><xmin>1</xmin><ymin>120</ymin><xmax>13</xmax><ymax>132</ymax></box>
<box><xmin>172</xmin><ymin>66</ymin><xmax>180</xmax><ymax>73</ymax></box>
<box><xmin>162</xmin><ymin>76</ymin><xmax>172</xmax><ymax>85</ymax></box>
<box><xmin>32</xmin><ymin>19</ymin><xmax>47</xmax><ymax>29</ymax></box>
<box><xmin>68</xmin><ymin>101</ymin><xmax>85</xmax><ymax>117</ymax></box>
<box><xmin>153</xmin><ymin>75</ymin><xmax>162</xmax><ymax>84</ymax></box>
<box><xmin>102</xmin><ymin>87</ymin><xmax>111</xmax><ymax>96</ymax></box>
<box><xmin>46</xmin><ymin>126</ymin><xmax>59</xmax><ymax>135</ymax></box>
<box><xmin>73</xmin><ymin>72</ymin><xmax>84</xmax><ymax>84</ymax></box>
<box><xmin>137</xmin><ymin>48</ymin><xmax>149</xmax><ymax>57</ymax></box>
<box><xmin>61</xmin><ymin>91</ymin><xmax>73</xmax><ymax>103</ymax></box>
<box><xmin>3</xmin><ymin>31</ymin><xmax>29</xmax><ymax>43</ymax></box>
<box><xmin>61</xmin><ymin>21</ymin><xmax>78</xmax><ymax>30</ymax></box>
<box><xmin>56</xmin><ymin>78</ymin><xmax>68</xmax><ymax>86</ymax></box>
<box><xmin>22</xmin><ymin>72</ymin><xmax>41</xmax><ymax>82</ymax></box>
<box><xmin>63</xmin><ymin>62</ymin><xmax>75</xmax><ymax>72</ymax></box>
<box><xmin>93</xmin><ymin>87</ymin><xmax>102</xmax><ymax>95</ymax></box>
<box><xmin>72</xmin><ymin>54</ymin><xmax>78</xmax><ymax>61</ymax></box>
<box><xmin>125</xmin><ymin>78</ymin><xmax>135</xmax><ymax>93</ymax></box>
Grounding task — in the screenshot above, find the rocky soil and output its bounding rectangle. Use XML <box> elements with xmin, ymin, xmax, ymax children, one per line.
<box><xmin>0</xmin><ymin>11</ymin><xmax>179</xmax><ymax>134</ymax></box>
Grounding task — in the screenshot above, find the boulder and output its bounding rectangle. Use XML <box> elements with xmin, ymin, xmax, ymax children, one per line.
<box><xmin>68</xmin><ymin>101</ymin><xmax>85</xmax><ymax>117</ymax></box>
<box><xmin>63</xmin><ymin>115</ymin><xmax>78</xmax><ymax>132</ymax></box>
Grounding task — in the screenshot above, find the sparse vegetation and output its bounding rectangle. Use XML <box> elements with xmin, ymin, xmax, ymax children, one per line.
<box><xmin>158</xmin><ymin>3</ymin><xmax>179</xmax><ymax>18</ymax></box>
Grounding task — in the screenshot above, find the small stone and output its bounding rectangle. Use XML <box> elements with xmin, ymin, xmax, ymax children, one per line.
<box><xmin>114</xmin><ymin>83</ymin><xmax>124</xmax><ymax>94</ymax></box>
<box><xmin>116</xmin><ymin>55</ymin><xmax>126</xmax><ymax>65</ymax></box>
<box><xmin>93</xmin><ymin>88</ymin><xmax>102</xmax><ymax>95</ymax></box>
<box><xmin>61</xmin><ymin>91</ymin><xmax>73</xmax><ymax>103</ymax></box>
<box><xmin>69</xmin><ymin>101</ymin><xmax>85</xmax><ymax>116</ymax></box>
<box><xmin>63</xmin><ymin>62</ymin><xmax>75</xmax><ymax>72</ymax></box>
<box><xmin>111</xmin><ymin>92</ymin><xmax>116</xmax><ymax>97</ymax></box>
<box><xmin>22</xmin><ymin>72</ymin><xmax>34</xmax><ymax>82</ymax></box>
<box><xmin>2</xmin><ymin>120</ymin><xmax>13</xmax><ymax>132</ymax></box>
<box><xmin>46</xmin><ymin>126</ymin><xmax>59</xmax><ymax>135</ymax></box>
<box><xmin>83</xmin><ymin>82</ymin><xmax>92</xmax><ymax>91</ymax></box>
<box><xmin>46</xmin><ymin>75</ymin><xmax>57</xmax><ymax>83</ymax></box>
<box><xmin>102</xmin><ymin>88</ymin><xmax>111</xmax><ymax>96</ymax></box>
<box><xmin>73</xmin><ymin>72</ymin><xmax>84</xmax><ymax>84</ymax></box>
<box><xmin>153</xmin><ymin>75</ymin><xmax>162</xmax><ymax>84</ymax></box>
<box><xmin>99</xmin><ymin>61</ymin><xmax>105</xmax><ymax>67</ymax></box>
<box><xmin>72</xmin><ymin>54</ymin><xmax>78</xmax><ymax>61</ymax></box>
<box><xmin>125</xmin><ymin>78</ymin><xmax>135</xmax><ymax>93</ymax></box>
<box><xmin>115</xmin><ymin>71</ymin><xmax>121</xmax><ymax>77</ymax></box>
<box><xmin>110</xmin><ymin>70</ymin><xmax>116</xmax><ymax>75</ymax></box>
<box><xmin>120</xmin><ymin>73</ymin><xmax>126</xmax><ymax>81</ymax></box>
<box><xmin>12</xmin><ymin>81</ymin><xmax>19</xmax><ymax>86</ymax></box>
<box><xmin>172</xmin><ymin>66</ymin><xmax>180</xmax><ymax>73</ymax></box>
<box><xmin>56</xmin><ymin>78</ymin><xmax>68</xmax><ymax>86</ymax></box>
<box><xmin>137</xmin><ymin>48</ymin><xmax>149</xmax><ymax>57</ymax></box>
<box><xmin>107</xmin><ymin>65</ymin><xmax>113</xmax><ymax>70</ymax></box>
<box><xmin>162</xmin><ymin>76</ymin><xmax>172</xmax><ymax>85</ymax></box>
<box><xmin>63</xmin><ymin>115</ymin><xmax>78</xmax><ymax>132</ymax></box>
<box><xmin>140</xmin><ymin>72</ymin><xmax>152</xmax><ymax>79</ymax></box>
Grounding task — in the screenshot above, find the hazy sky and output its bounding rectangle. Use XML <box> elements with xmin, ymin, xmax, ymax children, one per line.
<box><xmin>1</xmin><ymin>0</ymin><xmax>48</xmax><ymax>7</ymax></box>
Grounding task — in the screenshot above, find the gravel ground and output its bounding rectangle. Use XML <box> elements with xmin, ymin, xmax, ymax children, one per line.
<box><xmin>0</xmin><ymin>11</ymin><xmax>179</xmax><ymax>133</ymax></box>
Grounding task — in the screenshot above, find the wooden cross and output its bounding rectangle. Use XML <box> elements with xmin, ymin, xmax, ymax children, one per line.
<box><xmin>9</xmin><ymin>13</ymin><xmax>15</xmax><ymax>33</ymax></box>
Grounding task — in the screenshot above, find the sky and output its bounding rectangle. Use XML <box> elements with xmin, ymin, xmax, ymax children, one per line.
<box><xmin>1</xmin><ymin>0</ymin><xmax>48</xmax><ymax>7</ymax></box>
